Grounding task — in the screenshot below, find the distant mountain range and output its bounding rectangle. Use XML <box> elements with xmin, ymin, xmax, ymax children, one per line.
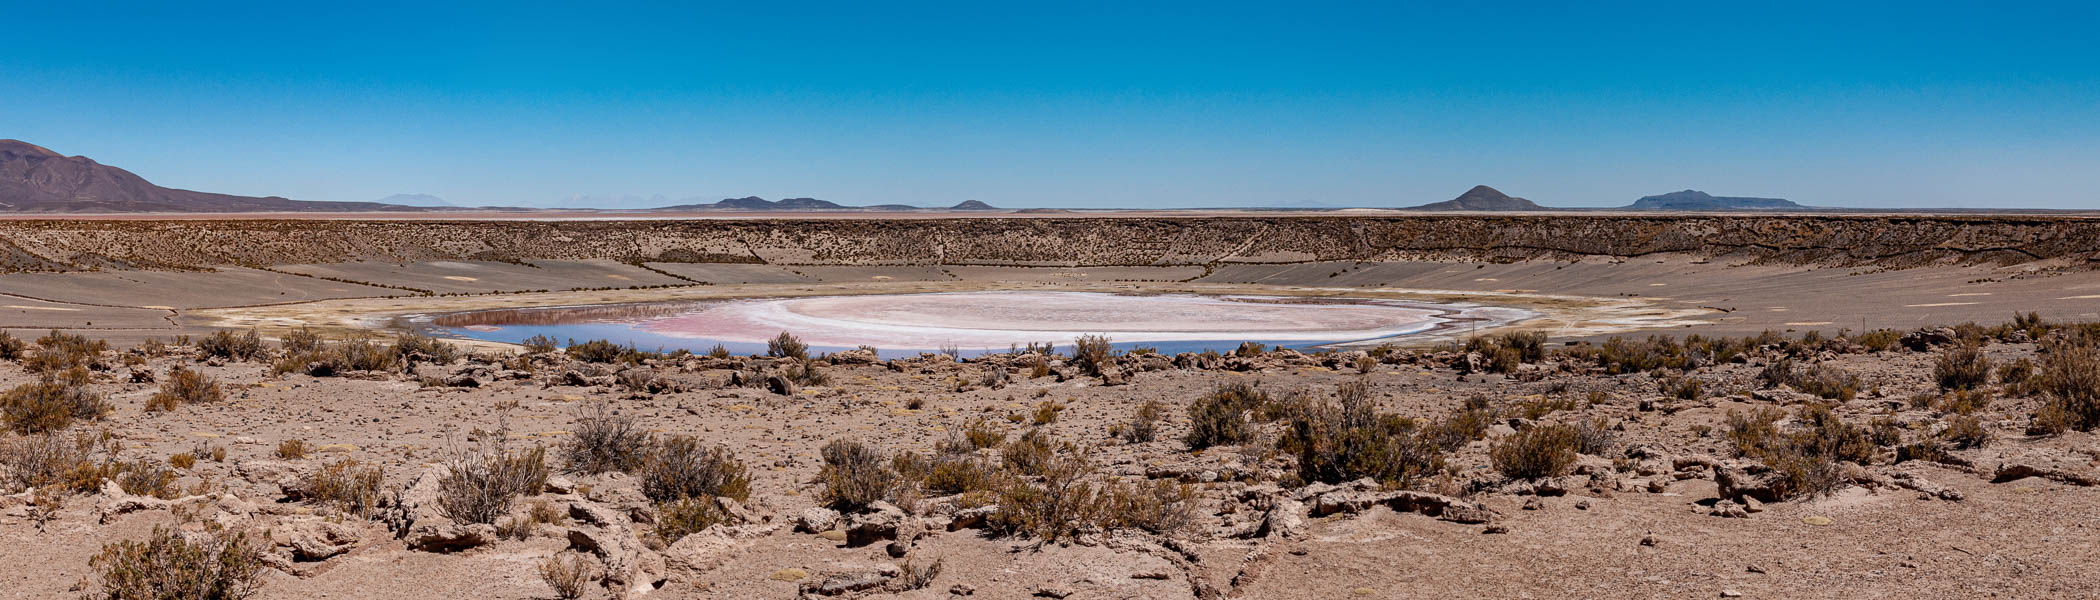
<box><xmin>5</xmin><ymin>138</ymin><xmax>1829</xmax><ymax>214</ymax></box>
<box><xmin>1405</xmin><ymin>185</ymin><xmax>1544</xmax><ymax>211</ymax></box>
<box><xmin>1627</xmin><ymin>190</ymin><xmax>1802</xmax><ymax>210</ymax></box>
<box><xmin>0</xmin><ymin>139</ymin><xmax>415</xmax><ymax>212</ymax></box>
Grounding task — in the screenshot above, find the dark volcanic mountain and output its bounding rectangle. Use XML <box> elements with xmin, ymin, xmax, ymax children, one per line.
<box><xmin>1629</xmin><ymin>190</ymin><xmax>1801</xmax><ymax>210</ymax></box>
<box><xmin>1405</xmin><ymin>185</ymin><xmax>1545</xmax><ymax>211</ymax></box>
<box><xmin>951</xmin><ymin>200</ymin><xmax>997</xmax><ymax>210</ymax></box>
<box><xmin>0</xmin><ymin>139</ymin><xmax>411</xmax><ymax>213</ymax></box>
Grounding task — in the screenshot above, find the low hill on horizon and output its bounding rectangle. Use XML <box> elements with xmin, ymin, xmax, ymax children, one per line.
<box><xmin>1404</xmin><ymin>185</ymin><xmax>1546</xmax><ymax>211</ymax></box>
<box><xmin>1628</xmin><ymin>190</ymin><xmax>1802</xmax><ymax>210</ymax></box>
<box><xmin>0</xmin><ymin>139</ymin><xmax>416</xmax><ymax>213</ymax></box>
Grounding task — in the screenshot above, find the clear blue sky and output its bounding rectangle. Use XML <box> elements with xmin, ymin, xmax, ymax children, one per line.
<box><xmin>4</xmin><ymin>1</ymin><xmax>2096</xmax><ymax>209</ymax></box>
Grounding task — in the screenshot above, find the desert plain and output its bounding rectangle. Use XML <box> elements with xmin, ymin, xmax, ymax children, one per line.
<box><xmin>3</xmin><ymin>214</ymin><xmax>2100</xmax><ymax>599</ymax></box>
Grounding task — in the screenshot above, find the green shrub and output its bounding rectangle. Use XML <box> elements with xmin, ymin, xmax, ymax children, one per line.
<box><xmin>198</xmin><ymin>329</ymin><xmax>267</xmax><ymax>362</ymax></box>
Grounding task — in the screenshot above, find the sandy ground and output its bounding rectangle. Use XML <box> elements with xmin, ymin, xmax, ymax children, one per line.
<box><xmin>2</xmin><ymin>331</ymin><xmax>2097</xmax><ymax>599</ymax></box>
<box><xmin>0</xmin><ymin>246</ymin><xmax>2098</xmax><ymax>598</ymax></box>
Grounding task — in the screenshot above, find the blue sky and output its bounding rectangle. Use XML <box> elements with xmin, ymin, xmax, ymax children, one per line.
<box><xmin>3</xmin><ymin>1</ymin><xmax>2096</xmax><ymax>209</ymax></box>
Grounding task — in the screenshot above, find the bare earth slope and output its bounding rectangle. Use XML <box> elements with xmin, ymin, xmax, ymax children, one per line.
<box><xmin>0</xmin><ymin>215</ymin><xmax>2095</xmax><ymax>272</ymax></box>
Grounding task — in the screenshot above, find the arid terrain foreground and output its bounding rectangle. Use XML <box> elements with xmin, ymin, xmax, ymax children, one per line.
<box><xmin>2</xmin><ymin>215</ymin><xmax>2100</xmax><ymax>599</ymax></box>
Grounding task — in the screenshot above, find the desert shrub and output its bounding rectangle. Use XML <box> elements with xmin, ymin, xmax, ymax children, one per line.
<box><xmin>0</xmin><ymin>331</ymin><xmax>23</xmax><ymax>360</ymax></box>
<box><xmin>961</xmin><ymin>417</ymin><xmax>1006</xmax><ymax>449</ymax></box>
<box><xmin>1031</xmin><ymin>400</ymin><xmax>1063</xmax><ymax>425</ymax></box>
<box><xmin>1662</xmin><ymin>375</ymin><xmax>1705</xmax><ymax>400</ymax></box>
<box><xmin>116</xmin><ymin>457</ymin><xmax>177</xmax><ymax>499</ymax></box>
<box><xmin>1941</xmin><ymin>415</ymin><xmax>1992</xmax><ymax>449</ymax></box>
<box><xmin>302</xmin><ymin>459</ymin><xmax>385</xmax><ymax>516</ymax></box>
<box><xmin>278</xmin><ymin>327</ymin><xmax>321</xmax><ymax>354</ymax></box>
<box><xmin>1516</xmin><ymin>395</ymin><xmax>1579</xmax><ymax>420</ymax></box>
<box><xmin>84</xmin><ymin>526</ymin><xmax>265</xmax><ymax>600</ymax></box>
<box><xmin>654</xmin><ymin>495</ymin><xmax>732</xmax><ymax>543</ymax></box>
<box><xmin>1423</xmin><ymin>396</ymin><xmax>1496</xmax><ymax>451</ymax></box>
<box><xmin>1791</xmin><ymin>404</ymin><xmax>1875</xmax><ymax>465</ymax></box>
<box><xmin>438</xmin><ymin>438</ymin><xmax>550</xmax><ymax>525</ymax></box>
<box><xmin>197</xmin><ymin>329</ymin><xmax>267</xmax><ymax>362</ymax></box>
<box><xmin>1857</xmin><ymin>329</ymin><xmax>1902</xmax><ymax>352</ymax></box>
<box><xmin>537</xmin><ymin>551</ymin><xmax>599</xmax><ymax>600</ymax></box>
<box><xmin>909</xmin><ymin>452</ymin><xmax>1001</xmax><ymax>495</ymax></box>
<box><xmin>1759</xmin><ymin>445</ymin><xmax>1847</xmax><ymax>501</ymax></box>
<box><xmin>1573</xmin><ymin>417</ymin><xmax>1617</xmax><ymax>455</ymax></box>
<box><xmin>1588</xmin><ymin>335</ymin><xmax>1692</xmax><ymax>374</ymax></box>
<box><xmin>1001</xmin><ymin>428</ymin><xmax>1057</xmax><ymax>477</ymax></box>
<box><xmin>390</xmin><ymin>333</ymin><xmax>460</xmax><ymax>364</ymax></box>
<box><xmin>979</xmin><ymin>366</ymin><xmax>1010</xmax><ymax>389</ymax></box>
<box><xmin>818</xmin><ymin>439</ymin><xmax>897</xmax><ymax>512</ymax></box>
<box><xmin>1758</xmin><ymin>358</ymin><xmax>1862</xmax><ymax>401</ymax></box>
<box><xmin>1869</xmin><ymin>417</ymin><xmax>1904</xmax><ymax>447</ymax></box>
<box><xmin>274</xmin><ymin>439</ymin><xmax>307</xmax><ymax>460</ymax></box>
<box><xmin>2</xmin><ymin>376</ymin><xmax>109</xmax><ymax>434</ymax></box>
<box><xmin>1489</xmin><ymin>423</ymin><xmax>1579</xmax><ymax>480</ymax></box>
<box><xmin>1111</xmin><ymin>400</ymin><xmax>1162</xmax><ymax>443</ymax></box>
<box><xmin>1104</xmin><ymin>479</ymin><xmax>1197</xmax><ymax>536</ymax></box>
<box><xmin>565</xmin><ymin>339</ymin><xmax>632</xmax><ymax>364</ymax></box>
<box><xmin>0</xmin><ymin>429</ymin><xmax>118</xmax><ymax>493</ymax></box>
<box><xmin>147</xmin><ymin>366</ymin><xmax>223</xmax><ymax>411</ymax></box>
<box><xmin>2032</xmin><ymin>339</ymin><xmax>2100</xmax><ymax>433</ymax></box>
<box><xmin>26</xmin><ymin>330</ymin><xmax>108</xmax><ymax>373</ymax></box>
<box><xmin>990</xmin><ymin>450</ymin><xmax>1104</xmax><ymax>541</ymax></box>
<box><xmin>1728</xmin><ymin>404</ymin><xmax>1870</xmax><ymax>500</ymax></box>
<box><xmin>169</xmin><ymin>452</ymin><xmax>196</xmax><ymax>470</ymax></box>
<box><xmin>784</xmin><ymin>361</ymin><xmax>831</xmax><ymax>387</ymax></box>
<box><xmin>1282</xmin><ymin>380</ymin><xmax>1444</xmax><ymax>488</ymax></box>
<box><xmin>707</xmin><ymin>343</ymin><xmax>731</xmax><ymax>359</ymax></box>
<box><xmin>1184</xmin><ymin>381</ymin><xmax>1266</xmax><ymax>450</ymax></box>
<box><xmin>640</xmin><ymin>435</ymin><xmax>751</xmax><ymax>503</ymax></box>
<box><xmin>895</xmin><ymin>557</ymin><xmax>945</xmax><ymax>591</ymax></box>
<box><xmin>563</xmin><ymin>401</ymin><xmax>653</xmax><ymax>474</ymax></box>
<box><xmin>766</xmin><ymin>331</ymin><xmax>808</xmax><ymax>360</ymax></box>
<box><xmin>1724</xmin><ymin>407</ymin><xmax>1786</xmax><ymax>458</ymax></box>
<box><xmin>520</xmin><ymin>334</ymin><xmax>560</xmax><ymax>354</ymax></box>
<box><xmin>1071</xmin><ymin>334</ymin><xmax>1115</xmax><ymax>377</ymax></box>
<box><xmin>1934</xmin><ymin>388</ymin><xmax>1991</xmax><ymax>415</ymax></box>
<box><xmin>1934</xmin><ymin>344</ymin><xmax>1993</xmax><ymax>390</ymax></box>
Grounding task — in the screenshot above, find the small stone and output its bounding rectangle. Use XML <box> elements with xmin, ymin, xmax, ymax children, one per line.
<box><xmin>1721</xmin><ymin>590</ymin><xmax>1743</xmax><ymax>598</ymax></box>
<box><xmin>1574</xmin><ymin>499</ymin><xmax>1592</xmax><ymax>510</ymax></box>
<box><xmin>949</xmin><ymin>583</ymin><xmax>976</xmax><ymax>595</ymax></box>
<box><xmin>1033</xmin><ymin>586</ymin><xmax>1073</xmax><ymax>598</ymax></box>
<box><xmin>1802</xmin><ymin>515</ymin><xmax>1833</xmax><ymax>526</ymax></box>
<box><xmin>1482</xmin><ymin>525</ymin><xmax>1509</xmax><ymax>534</ymax></box>
<box><xmin>1640</xmin><ymin>534</ymin><xmax>1658</xmax><ymax>547</ymax></box>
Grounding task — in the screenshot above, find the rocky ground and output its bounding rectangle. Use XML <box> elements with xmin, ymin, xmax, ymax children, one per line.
<box><xmin>3</xmin><ymin>322</ymin><xmax>2099</xmax><ymax>599</ymax></box>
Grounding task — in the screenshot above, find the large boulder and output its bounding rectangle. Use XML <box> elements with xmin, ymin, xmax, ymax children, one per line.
<box><xmin>567</xmin><ymin>502</ymin><xmax>666</xmax><ymax>595</ymax></box>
